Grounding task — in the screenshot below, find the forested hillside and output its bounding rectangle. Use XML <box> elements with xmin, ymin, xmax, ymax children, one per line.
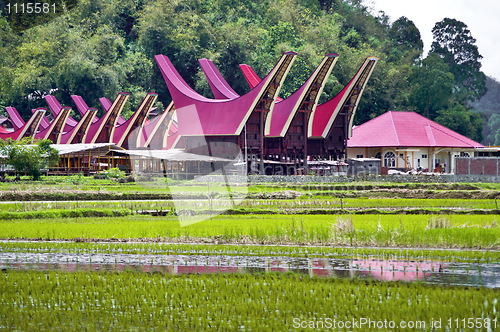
<box><xmin>0</xmin><ymin>0</ymin><xmax>496</xmax><ymax>143</ymax></box>
<box><xmin>472</xmin><ymin>77</ymin><xmax>500</xmax><ymax>145</ymax></box>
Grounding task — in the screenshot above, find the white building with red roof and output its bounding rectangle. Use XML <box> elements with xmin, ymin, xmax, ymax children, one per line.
<box><xmin>347</xmin><ymin>111</ymin><xmax>486</xmax><ymax>174</ymax></box>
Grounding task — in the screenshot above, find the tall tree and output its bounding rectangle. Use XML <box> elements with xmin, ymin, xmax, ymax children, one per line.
<box><xmin>430</xmin><ymin>18</ymin><xmax>486</xmax><ymax>103</ymax></box>
<box><xmin>408</xmin><ymin>53</ymin><xmax>454</xmax><ymax>119</ymax></box>
<box><xmin>434</xmin><ymin>103</ymin><xmax>483</xmax><ymax>143</ymax></box>
<box><xmin>386</xmin><ymin>16</ymin><xmax>423</xmax><ymax>63</ymax></box>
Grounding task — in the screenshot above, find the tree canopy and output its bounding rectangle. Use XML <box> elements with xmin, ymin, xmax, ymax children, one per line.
<box><xmin>430</xmin><ymin>18</ymin><xmax>486</xmax><ymax>103</ymax></box>
<box><xmin>0</xmin><ymin>138</ymin><xmax>59</xmax><ymax>180</ymax></box>
<box><xmin>0</xmin><ymin>0</ymin><xmax>494</xmax><ymax>144</ymax></box>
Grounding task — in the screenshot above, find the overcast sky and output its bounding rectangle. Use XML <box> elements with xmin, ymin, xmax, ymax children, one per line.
<box><xmin>366</xmin><ymin>0</ymin><xmax>500</xmax><ymax>81</ymax></box>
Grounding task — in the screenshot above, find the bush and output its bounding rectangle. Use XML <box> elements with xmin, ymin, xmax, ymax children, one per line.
<box><xmin>64</xmin><ymin>174</ymin><xmax>87</xmax><ymax>185</ymax></box>
<box><xmin>0</xmin><ymin>138</ymin><xmax>59</xmax><ymax>180</ymax></box>
<box><xmin>102</xmin><ymin>168</ymin><xmax>126</xmax><ymax>180</ymax></box>
<box><xmin>117</xmin><ymin>175</ymin><xmax>136</xmax><ymax>183</ymax></box>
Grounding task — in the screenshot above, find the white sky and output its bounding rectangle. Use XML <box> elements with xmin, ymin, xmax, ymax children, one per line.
<box><xmin>366</xmin><ymin>0</ymin><xmax>500</xmax><ymax>81</ymax></box>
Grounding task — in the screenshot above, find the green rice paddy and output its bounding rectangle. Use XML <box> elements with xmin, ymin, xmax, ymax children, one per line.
<box><xmin>1</xmin><ymin>214</ymin><xmax>498</xmax><ymax>248</ymax></box>
<box><xmin>0</xmin><ymin>178</ymin><xmax>499</xmax><ymax>330</ymax></box>
<box><xmin>1</xmin><ymin>271</ymin><xmax>498</xmax><ymax>331</ymax></box>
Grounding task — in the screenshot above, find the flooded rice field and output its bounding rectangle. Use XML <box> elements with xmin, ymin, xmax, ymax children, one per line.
<box><xmin>1</xmin><ymin>250</ymin><xmax>498</xmax><ymax>288</ymax></box>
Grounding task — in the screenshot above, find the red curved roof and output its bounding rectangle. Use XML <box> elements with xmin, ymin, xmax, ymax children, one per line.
<box><xmin>239</xmin><ymin>56</ymin><xmax>378</xmax><ymax>139</ymax></box>
<box><xmin>155</xmin><ymin>52</ymin><xmax>297</xmax><ymax>136</ymax></box>
<box><xmin>0</xmin><ymin>110</ymin><xmax>45</xmax><ymax>141</ymax></box>
<box><xmin>5</xmin><ymin>107</ymin><xmax>25</xmax><ymax>130</ymax></box>
<box><xmin>113</xmin><ymin>92</ymin><xmax>157</xmax><ymax>146</ymax></box>
<box><xmin>347</xmin><ymin>111</ymin><xmax>485</xmax><ymax>148</ymax></box>
<box><xmin>199</xmin><ymin>59</ymin><xmax>239</xmax><ymax>99</ymax></box>
<box><xmin>85</xmin><ymin>92</ymin><xmax>130</xmax><ymax>143</ymax></box>
<box><xmin>34</xmin><ymin>107</ymin><xmax>70</xmax><ymax>143</ymax></box>
<box><xmin>44</xmin><ymin>95</ymin><xmax>78</xmax><ymax>130</ymax></box>
<box><xmin>308</xmin><ymin>57</ymin><xmax>378</xmax><ymax>138</ymax></box>
<box><xmin>99</xmin><ymin>97</ymin><xmax>127</xmax><ymax>125</ymax></box>
<box><xmin>203</xmin><ymin>54</ymin><xmax>338</xmax><ymax>137</ymax></box>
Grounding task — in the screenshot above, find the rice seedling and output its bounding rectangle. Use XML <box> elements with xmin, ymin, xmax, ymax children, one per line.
<box><xmin>240</xmin><ymin>198</ymin><xmax>500</xmax><ymax>210</ymax></box>
<box><xmin>1</xmin><ymin>214</ymin><xmax>498</xmax><ymax>248</ymax></box>
<box><xmin>0</xmin><ymin>271</ymin><xmax>497</xmax><ymax>331</ymax></box>
<box><xmin>1</xmin><ymin>241</ymin><xmax>498</xmax><ymax>263</ymax></box>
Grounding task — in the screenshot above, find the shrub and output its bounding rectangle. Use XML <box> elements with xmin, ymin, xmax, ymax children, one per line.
<box><xmin>64</xmin><ymin>173</ymin><xmax>87</xmax><ymax>185</ymax></box>
<box><xmin>0</xmin><ymin>138</ymin><xmax>59</xmax><ymax>180</ymax></box>
<box><xmin>117</xmin><ymin>175</ymin><xmax>136</xmax><ymax>183</ymax></box>
<box><xmin>102</xmin><ymin>168</ymin><xmax>126</xmax><ymax>180</ymax></box>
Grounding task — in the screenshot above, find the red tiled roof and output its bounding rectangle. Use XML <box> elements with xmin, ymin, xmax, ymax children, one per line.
<box><xmin>347</xmin><ymin>111</ymin><xmax>485</xmax><ymax>148</ymax></box>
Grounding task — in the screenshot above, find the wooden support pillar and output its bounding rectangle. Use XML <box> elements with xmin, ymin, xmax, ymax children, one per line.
<box><xmin>260</xmin><ymin>110</ymin><xmax>265</xmax><ymax>174</ymax></box>
<box><xmin>98</xmin><ymin>146</ymin><xmax>101</xmax><ymax>172</ymax></box>
<box><xmin>303</xmin><ymin>111</ymin><xmax>308</xmax><ymax>173</ymax></box>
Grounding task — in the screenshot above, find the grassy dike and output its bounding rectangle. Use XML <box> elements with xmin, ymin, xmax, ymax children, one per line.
<box><xmin>1</xmin><ymin>241</ymin><xmax>498</xmax><ymax>263</ymax></box>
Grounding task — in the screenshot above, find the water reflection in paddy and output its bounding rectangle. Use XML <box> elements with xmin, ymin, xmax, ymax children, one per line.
<box><xmin>1</xmin><ymin>252</ymin><xmax>498</xmax><ymax>288</ymax></box>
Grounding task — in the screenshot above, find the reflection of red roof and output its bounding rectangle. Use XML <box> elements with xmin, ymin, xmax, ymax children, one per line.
<box><xmin>353</xmin><ymin>260</ymin><xmax>435</xmax><ymax>282</ymax></box>
<box><xmin>347</xmin><ymin>111</ymin><xmax>485</xmax><ymax>148</ymax></box>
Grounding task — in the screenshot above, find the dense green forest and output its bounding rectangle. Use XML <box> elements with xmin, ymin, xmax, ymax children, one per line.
<box><xmin>0</xmin><ymin>0</ymin><xmax>498</xmax><ymax>144</ymax></box>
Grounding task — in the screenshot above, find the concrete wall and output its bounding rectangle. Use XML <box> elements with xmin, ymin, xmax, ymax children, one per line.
<box><xmin>346</xmin><ymin>158</ymin><xmax>381</xmax><ymax>176</ymax></box>
<box><xmin>194</xmin><ymin>174</ymin><xmax>500</xmax><ymax>183</ymax></box>
<box><xmin>456</xmin><ymin>157</ymin><xmax>500</xmax><ymax>176</ymax></box>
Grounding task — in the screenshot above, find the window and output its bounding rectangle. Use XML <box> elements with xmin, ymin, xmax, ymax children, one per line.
<box><xmin>384</xmin><ymin>151</ymin><xmax>396</xmax><ymax>168</ymax></box>
<box><xmin>374</xmin><ymin>152</ymin><xmax>381</xmax><ymax>159</ymax></box>
<box><xmin>421</xmin><ymin>154</ymin><xmax>428</xmax><ymax>159</ymax></box>
<box><xmin>356</xmin><ymin>154</ymin><xmax>364</xmax><ymax>158</ymax></box>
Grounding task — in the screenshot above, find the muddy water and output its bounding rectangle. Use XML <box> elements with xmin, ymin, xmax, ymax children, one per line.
<box><xmin>1</xmin><ymin>252</ymin><xmax>498</xmax><ymax>288</ymax></box>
